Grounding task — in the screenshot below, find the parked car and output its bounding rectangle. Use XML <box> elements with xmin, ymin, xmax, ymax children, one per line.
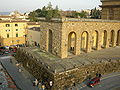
<box><xmin>87</xmin><ymin>77</ymin><xmax>100</xmax><ymax>87</ymax></box>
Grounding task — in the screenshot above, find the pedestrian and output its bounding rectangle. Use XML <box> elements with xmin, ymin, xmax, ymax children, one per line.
<box><xmin>96</xmin><ymin>73</ymin><xmax>99</xmax><ymax>77</ymax></box>
<box><xmin>18</xmin><ymin>68</ymin><xmax>22</xmax><ymax>72</ymax></box>
<box><xmin>42</xmin><ymin>85</ymin><xmax>45</xmax><ymax>90</ymax></box>
<box><xmin>99</xmin><ymin>74</ymin><xmax>102</xmax><ymax>78</ymax></box>
<box><xmin>33</xmin><ymin>79</ymin><xmax>38</xmax><ymax>86</ymax></box>
<box><xmin>49</xmin><ymin>81</ymin><xmax>53</xmax><ymax>89</ymax></box>
<box><xmin>49</xmin><ymin>81</ymin><xmax>52</xmax><ymax>87</ymax></box>
<box><xmin>38</xmin><ymin>82</ymin><xmax>42</xmax><ymax>90</ymax></box>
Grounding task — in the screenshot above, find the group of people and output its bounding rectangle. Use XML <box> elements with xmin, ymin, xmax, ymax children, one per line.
<box><xmin>33</xmin><ymin>79</ymin><xmax>46</xmax><ymax>90</ymax></box>
<box><xmin>33</xmin><ymin>79</ymin><xmax>53</xmax><ymax>90</ymax></box>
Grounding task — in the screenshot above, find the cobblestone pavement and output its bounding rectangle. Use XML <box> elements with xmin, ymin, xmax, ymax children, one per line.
<box><xmin>0</xmin><ymin>62</ymin><xmax>18</xmax><ymax>90</ymax></box>
<box><xmin>0</xmin><ymin>71</ymin><xmax>8</xmax><ymax>89</ymax></box>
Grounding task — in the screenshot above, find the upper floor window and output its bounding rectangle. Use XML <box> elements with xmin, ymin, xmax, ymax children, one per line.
<box><xmin>6</xmin><ymin>24</ymin><xmax>10</xmax><ymax>27</ymax></box>
<box><xmin>16</xmin><ymin>33</ymin><xmax>18</xmax><ymax>37</ymax></box>
<box><xmin>7</xmin><ymin>34</ymin><xmax>9</xmax><ymax>38</ymax></box>
<box><xmin>16</xmin><ymin>29</ymin><xmax>18</xmax><ymax>31</ymax></box>
<box><xmin>15</xmin><ymin>24</ymin><xmax>18</xmax><ymax>27</ymax></box>
<box><xmin>6</xmin><ymin>30</ymin><xmax>10</xmax><ymax>32</ymax></box>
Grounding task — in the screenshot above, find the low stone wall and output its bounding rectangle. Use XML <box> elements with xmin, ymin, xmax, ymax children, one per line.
<box><xmin>15</xmin><ymin>48</ymin><xmax>120</xmax><ymax>90</ymax></box>
<box><xmin>54</xmin><ymin>61</ymin><xmax>120</xmax><ymax>89</ymax></box>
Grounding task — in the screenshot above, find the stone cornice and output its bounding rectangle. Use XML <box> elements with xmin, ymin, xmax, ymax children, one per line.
<box><xmin>100</xmin><ymin>5</ymin><xmax>120</xmax><ymax>8</ymax></box>
<box><xmin>40</xmin><ymin>18</ymin><xmax>120</xmax><ymax>23</ymax></box>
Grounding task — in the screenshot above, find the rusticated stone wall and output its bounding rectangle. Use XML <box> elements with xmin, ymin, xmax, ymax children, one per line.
<box><xmin>15</xmin><ymin>48</ymin><xmax>120</xmax><ymax>90</ymax></box>
<box><xmin>101</xmin><ymin>0</ymin><xmax>120</xmax><ymax>20</ymax></box>
<box><xmin>40</xmin><ymin>18</ymin><xmax>120</xmax><ymax>58</ymax></box>
<box><xmin>40</xmin><ymin>21</ymin><xmax>62</xmax><ymax>57</ymax></box>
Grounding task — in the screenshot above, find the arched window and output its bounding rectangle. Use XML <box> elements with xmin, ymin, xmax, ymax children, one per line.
<box><xmin>81</xmin><ymin>31</ymin><xmax>88</xmax><ymax>52</ymax></box>
<box><xmin>92</xmin><ymin>31</ymin><xmax>98</xmax><ymax>50</ymax></box>
<box><xmin>68</xmin><ymin>32</ymin><xmax>76</xmax><ymax>54</ymax></box>
<box><xmin>101</xmin><ymin>30</ymin><xmax>107</xmax><ymax>48</ymax></box>
<box><xmin>109</xmin><ymin>30</ymin><xmax>115</xmax><ymax>47</ymax></box>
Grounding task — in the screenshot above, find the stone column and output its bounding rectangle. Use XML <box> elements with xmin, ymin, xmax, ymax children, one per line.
<box><xmin>87</xmin><ymin>33</ymin><xmax>92</xmax><ymax>52</ymax></box>
<box><xmin>106</xmin><ymin>31</ymin><xmax>110</xmax><ymax>48</ymax></box>
<box><xmin>113</xmin><ymin>31</ymin><xmax>117</xmax><ymax>47</ymax></box>
<box><xmin>97</xmin><ymin>31</ymin><xmax>102</xmax><ymax>50</ymax></box>
<box><xmin>61</xmin><ymin>41</ymin><xmax>68</xmax><ymax>58</ymax></box>
<box><xmin>60</xmin><ymin>30</ymin><xmax>68</xmax><ymax>58</ymax></box>
<box><xmin>40</xmin><ymin>28</ymin><xmax>48</xmax><ymax>51</ymax></box>
<box><xmin>75</xmin><ymin>34</ymin><xmax>80</xmax><ymax>55</ymax></box>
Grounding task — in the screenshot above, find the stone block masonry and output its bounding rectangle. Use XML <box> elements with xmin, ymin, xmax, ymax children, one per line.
<box><xmin>40</xmin><ymin>18</ymin><xmax>120</xmax><ymax>58</ymax></box>
<box><xmin>15</xmin><ymin>47</ymin><xmax>120</xmax><ymax>90</ymax></box>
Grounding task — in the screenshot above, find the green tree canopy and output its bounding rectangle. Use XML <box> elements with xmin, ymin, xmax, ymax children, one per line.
<box><xmin>28</xmin><ymin>2</ymin><xmax>61</xmax><ymax>21</ymax></box>
<box><xmin>90</xmin><ymin>7</ymin><xmax>101</xmax><ymax>19</ymax></box>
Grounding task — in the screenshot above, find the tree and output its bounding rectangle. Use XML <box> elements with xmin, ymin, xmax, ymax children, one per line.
<box><xmin>79</xmin><ymin>11</ymin><xmax>88</xmax><ymax>18</ymax></box>
<box><xmin>90</xmin><ymin>7</ymin><xmax>101</xmax><ymax>19</ymax></box>
<box><xmin>52</xmin><ymin>5</ymin><xmax>61</xmax><ymax>18</ymax></box>
<box><xmin>28</xmin><ymin>2</ymin><xmax>61</xmax><ymax>21</ymax></box>
<box><xmin>46</xmin><ymin>2</ymin><xmax>53</xmax><ymax>10</ymax></box>
<box><xmin>35</xmin><ymin>9</ymin><xmax>42</xmax><ymax>17</ymax></box>
<box><xmin>72</xmin><ymin>11</ymin><xmax>79</xmax><ymax>18</ymax></box>
<box><xmin>46</xmin><ymin>9</ymin><xmax>53</xmax><ymax>21</ymax></box>
<box><xmin>41</xmin><ymin>6</ymin><xmax>47</xmax><ymax>17</ymax></box>
<box><xmin>72</xmin><ymin>11</ymin><xmax>88</xmax><ymax>18</ymax></box>
<box><xmin>29</xmin><ymin>11</ymin><xmax>38</xmax><ymax>21</ymax></box>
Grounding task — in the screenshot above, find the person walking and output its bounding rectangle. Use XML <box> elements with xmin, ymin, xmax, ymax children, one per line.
<box><xmin>38</xmin><ymin>82</ymin><xmax>42</xmax><ymax>90</ymax></box>
<box><xmin>33</xmin><ymin>79</ymin><xmax>38</xmax><ymax>86</ymax></box>
<box><xmin>41</xmin><ymin>85</ymin><xmax>45</xmax><ymax>90</ymax></box>
<box><xmin>49</xmin><ymin>81</ymin><xmax>53</xmax><ymax>89</ymax></box>
<box><xmin>18</xmin><ymin>68</ymin><xmax>22</xmax><ymax>72</ymax></box>
<box><xmin>99</xmin><ymin>74</ymin><xmax>102</xmax><ymax>78</ymax></box>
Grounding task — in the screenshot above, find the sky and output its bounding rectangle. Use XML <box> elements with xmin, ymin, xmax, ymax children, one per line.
<box><xmin>0</xmin><ymin>0</ymin><xmax>102</xmax><ymax>13</ymax></box>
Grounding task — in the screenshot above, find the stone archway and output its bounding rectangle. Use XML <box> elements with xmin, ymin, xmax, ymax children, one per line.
<box><xmin>117</xmin><ymin>30</ymin><xmax>120</xmax><ymax>46</ymax></box>
<box><xmin>68</xmin><ymin>32</ymin><xmax>76</xmax><ymax>55</ymax></box>
<box><xmin>92</xmin><ymin>31</ymin><xmax>98</xmax><ymax>50</ymax></box>
<box><xmin>109</xmin><ymin>30</ymin><xmax>115</xmax><ymax>47</ymax></box>
<box><xmin>81</xmin><ymin>31</ymin><xmax>88</xmax><ymax>52</ymax></box>
<box><xmin>101</xmin><ymin>30</ymin><xmax>107</xmax><ymax>48</ymax></box>
<box><xmin>48</xmin><ymin>29</ymin><xmax>53</xmax><ymax>53</ymax></box>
